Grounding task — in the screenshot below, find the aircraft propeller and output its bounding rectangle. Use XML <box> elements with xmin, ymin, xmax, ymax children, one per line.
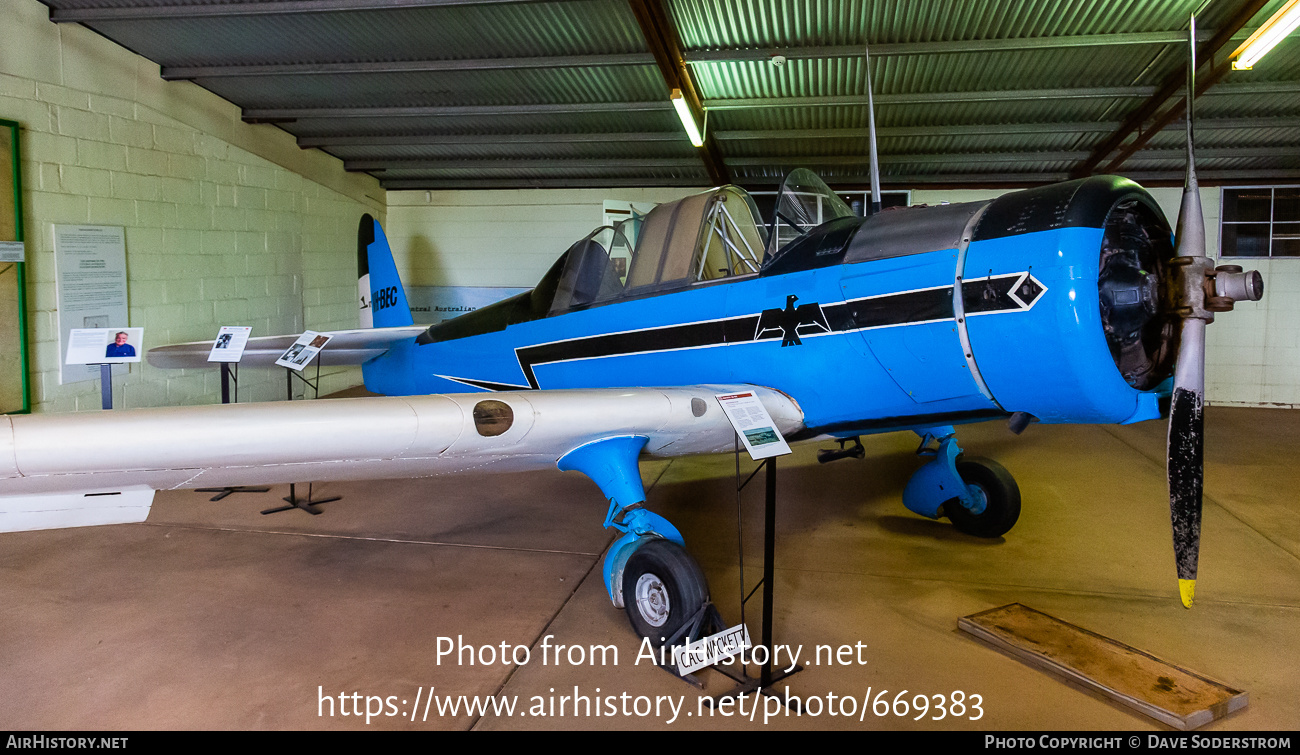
<box><xmin>1165</xmin><ymin>16</ymin><xmax>1264</xmax><ymax>607</ymax></box>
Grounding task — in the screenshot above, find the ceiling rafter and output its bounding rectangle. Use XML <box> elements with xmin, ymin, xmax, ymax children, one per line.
<box><xmin>380</xmin><ymin>177</ymin><xmax>711</xmax><ymax>189</ymax></box>
<box><xmin>1072</xmin><ymin>0</ymin><xmax>1274</xmax><ymax>177</ymax></box>
<box><xmin>298</xmin><ymin>132</ymin><xmax>682</xmax><ymax>147</ymax></box>
<box><xmin>626</xmin><ymin>0</ymin><xmax>728</xmax><ymax>185</ymax></box>
<box><xmin>685</xmin><ymin>30</ymin><xmax>1221</xmax><ymax>64</ymax></box>
<box><xmin>162</xmin><ymin>53</ymin><xmax>655</xmax><ymax>80</ymax></box>
<box><xmin>298</xmin><ymin>116</ymin><xmax>1300</xmax><ymax>149</ymax></box>
<box><xmin>377</xmin><ymin>167</ymin><xmax>1300</xmax><ymax>192</ymax></box>
<box><xmin>242</xmin><ymin>102</ymin><xmax>670</xmax><ymax>121</ymax></box>
<box><xmin>344</xmin><ymin>146</ymin><xmax>1296</xmax><ymax>174</ymax></box>
<box><xmin>161</xmin><ymin>32</ymin><xmax>1227</xmax><ymax>81</ymax></box>
<box><xmin>346</xmin><ymin>157</ymin><xmax>702</xmax><ymax>171</ymax></box>
<box><xmin>48</xmin><ymin>0</ymin><xmax>540</xmax><ymax>22</ymax></box>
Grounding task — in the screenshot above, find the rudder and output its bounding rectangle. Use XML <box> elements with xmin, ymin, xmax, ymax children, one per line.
<box><xmin>358</xmin><ymin>214</ymin><xmax>414</xmax><ymax>328</ymax></box>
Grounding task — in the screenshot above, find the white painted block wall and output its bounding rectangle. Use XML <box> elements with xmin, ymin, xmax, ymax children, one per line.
<box><xmin>2</xmin><ymin>0</ymin><xmax>384</xmax><ymax>412</ymax></box>
<box><xmin>386</xmin><ymin>187</ymin><xmax>693</xmax><ymax>288</ymax></box>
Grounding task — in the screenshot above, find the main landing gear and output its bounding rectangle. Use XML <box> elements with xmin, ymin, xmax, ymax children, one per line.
<box><xmin>557</xmin><ymin>435</ymin><xmax>710</xmax><ymax>647</ymax></box>
<box><xmin>622</xmin><ymin>539</ymin><xmax>709</xmax><ymax>647</ymax></box>
<box><xmin>901</xmin><ymin>427</ymin><xmax>1021</xmax><ymax>538</ymax></box>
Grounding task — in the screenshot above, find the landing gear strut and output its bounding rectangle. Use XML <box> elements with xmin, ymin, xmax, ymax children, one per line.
<box><xmin>556</xmin><ymin>435</ymin><xmax>712</xmax><ymax>645</ymax></box>
<box><xmin>903</xmin><ymin>427</ymin><xmax>1021</xmax><ymax>538</ymax></box>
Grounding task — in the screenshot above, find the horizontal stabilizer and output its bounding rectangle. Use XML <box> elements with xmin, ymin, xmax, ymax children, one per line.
<box><xmin>0</xmin><ymin>487</ymin><xmax>154</xmax><ymax>533</ymax></box>
<box><xmin>146</xmin><ymin>326</ymin><xmax>427</xmax><ymax>370</ymax></box>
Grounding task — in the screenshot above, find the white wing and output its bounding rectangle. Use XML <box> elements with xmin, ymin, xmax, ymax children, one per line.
<box><xmin>146</xmin><ymin>326</ymin><xmax>429</xmax><ymax>369</ymax></box>
<box><xmin>0</xmin><ymin>386</ymin><xmax>803</xmax><ymax>532</ymax></box>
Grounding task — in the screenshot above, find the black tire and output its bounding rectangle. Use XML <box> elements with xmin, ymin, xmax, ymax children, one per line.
<box><xmin>945</xmin><ymin>457</ymin><xmax>1021</xmax><ymax>538</ymax></box>
<box><xmin>621</xmin><ymin>539</ymin><xmax>709</xmax><ymax>648</ymax></box>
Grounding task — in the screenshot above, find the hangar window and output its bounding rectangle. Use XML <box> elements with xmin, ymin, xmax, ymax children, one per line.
<box><xmin>1220</xmin><ymin>186</ymin><xmax>1300</xmax><ymax>258</ymax></box>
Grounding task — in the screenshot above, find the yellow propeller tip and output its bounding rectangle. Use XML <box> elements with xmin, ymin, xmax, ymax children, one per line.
<box><xmin>1179</xmin><ymin>579</ymin><xmax>1196</xmax><ymax>608</ymax></box>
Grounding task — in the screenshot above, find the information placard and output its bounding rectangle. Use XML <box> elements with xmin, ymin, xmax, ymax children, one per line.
<box><xmin>275</xmin><ymin>331</ymin><xmax>332</xmax><ymax>371</ymax></box>
<box><xmin>208</xmin><ymin>326</ymin><xmax>252</xmax><ymax>363</ymax></box>
<box><xmin>54</xmin><ymin>225</ymin><xmax>129</xmax><ymax>384</ymax></box>
<box><xmin>715</xmin><ymin>390</ymin><xmax>792</xmax><ymax>460</ymax></box>
<box><xmin>65</xmin><ymin>327</ymin><xmax>143</xmax><ymax>365</ymax></box>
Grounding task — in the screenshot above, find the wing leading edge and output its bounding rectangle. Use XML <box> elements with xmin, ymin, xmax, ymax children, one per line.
<box><xmin>0</xmin><ymin>385</ymin><xmax>803</xmax><ymax>532</ymax></box>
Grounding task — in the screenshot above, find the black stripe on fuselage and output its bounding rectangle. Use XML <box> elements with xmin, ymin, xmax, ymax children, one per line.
<box><xmin>514</xmin><ymin>316</ymin><xmax>758</xmax><ymax>389</ymax></box>
<box><xmin>453</xmin><ymin>273</ymin><xmax>1041</xmax><ymax>390</ymax></box>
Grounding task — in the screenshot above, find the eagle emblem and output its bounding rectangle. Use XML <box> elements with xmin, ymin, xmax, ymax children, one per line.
<box><xmin>755</xmin><ymin>295</ymin><xmax>832</xmax><ymax>347</ymax></box>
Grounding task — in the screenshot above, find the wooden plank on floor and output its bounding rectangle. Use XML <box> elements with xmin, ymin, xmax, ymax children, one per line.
<box><xmin>959</xmin><ymin>603</ymin><xmax>1247</xmax><ymax>730</ymax></box>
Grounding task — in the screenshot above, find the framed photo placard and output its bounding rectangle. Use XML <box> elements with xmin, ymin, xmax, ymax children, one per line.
<box><xmin>0</xmin><ymin>119</ymin><xmax>30</xmax><ymax>414</ymax></box>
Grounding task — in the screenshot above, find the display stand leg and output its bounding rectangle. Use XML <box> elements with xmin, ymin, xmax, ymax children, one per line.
<box><xmin>195</xmin><ymin>486</ymin><xmax>270</xmax><ymax>502</ymax></box>
<box><xmin>220</xmin><ymin>362</ymin><xmax>232</xmax><ymax>404</ymax></box>
<box><xmin>265</xmin><ymin>363</ymin><xmax>340</xmax><ymax>516</ymax></box>
<box><xmin>261</xmin><ymin>483</ymin><xmax>340</xmax><ymax>516</ymax></box>
<box><xmin>708</xmin><ymin>454</ymin><xmax>803</xmax><ymax>709</ymax></box>
<box><xmin>100</xmin><ymin>364</ymin><xmax>112</xmax><ymax>410</ymax></box>
<box><xmin>197</xmin><ymin>363</ymin><xmax>269</xmax><ymax>502</ymax></box>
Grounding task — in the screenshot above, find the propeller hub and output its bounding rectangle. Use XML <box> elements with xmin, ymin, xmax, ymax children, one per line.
<box><xmin>1170</xmin><ymin>258</ymin><xmax>1265</xmax><ymax>319</ymax></box>
<box><xmin>1213</xmin><ymin>266</ymin><xmax>1264</xmax><ymax>308</ymax></box>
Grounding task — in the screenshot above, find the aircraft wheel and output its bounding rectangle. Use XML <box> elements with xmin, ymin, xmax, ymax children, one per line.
<box><xmin>945</xmin><ymin>457</ymin><xmax>1021</xmax><ymax>538</ymax></box>
<box><xmin>622</xmin><ymin>539</ymin><xmax>708</xmax><ymax>648</ymax></box>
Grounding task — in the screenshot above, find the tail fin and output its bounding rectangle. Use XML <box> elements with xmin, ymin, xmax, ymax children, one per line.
<box><xmin>358</xmin><ymin>214</ymin><xmax>414</xmax><ymax>329</ymax></box>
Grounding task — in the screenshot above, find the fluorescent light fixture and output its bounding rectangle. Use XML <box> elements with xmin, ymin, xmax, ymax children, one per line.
<box><xmin>1233</xmin><ymin>0</ymin><xmax>1300</xmax><ymax>70</ymax></box>
<box><xmin>670</xmin><ymin>89</ymin><xmax>705</xmax><ymax>147</ymax></box>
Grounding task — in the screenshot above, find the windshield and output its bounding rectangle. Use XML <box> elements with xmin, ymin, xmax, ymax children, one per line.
<box><xmin>547</xmin><ymin>226</ymin><xmax>634</xmax><ymax>314</ymax></box>
<box><xmin>766</xmin><ymin>168</ymin><xmax>856</xmax><ymax>257</ymax></box>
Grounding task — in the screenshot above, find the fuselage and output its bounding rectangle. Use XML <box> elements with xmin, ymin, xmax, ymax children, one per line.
<box><xmin>364</xmin><ymin>176</ymin><xmax>1174</xmax><ymax>437</ymax></box>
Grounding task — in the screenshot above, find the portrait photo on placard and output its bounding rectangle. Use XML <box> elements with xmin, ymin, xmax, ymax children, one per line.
<box><xmin>65</xmin><ymin>327</ymin><xmax>144</xmax><ymax>365</ymax></box>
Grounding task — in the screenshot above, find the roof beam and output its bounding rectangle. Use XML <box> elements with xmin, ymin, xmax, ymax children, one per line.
<box><xmin>242</xmin><ymin>101</ymin><xmax>669</xmax><ymax>121</ymax></box>
<box><xmin>298</xmin><ymin>132</ymin><xmax>681</xmax><ymax>148</ymax></box>
<box><xmin>49</xmin><ymin>0</ymin><xmax>537</xmax><ymax>22</ymax></box>
<box><xmin>162</xmin><ymin>52</ymin><xmax>654</xmax><ymax>80</ymax></box>
<box><xmin>1073</xmin><ymin>0</ymin><xmax>1274</xmax><ymax>177</ymax></box>
<box><xmin>720</xmin><ymin>146</ymin><xmax>1297</xmax><ymax>168</ymax></box>
<box><xmin>381</xmin><ymin>177</ymin><xmax>709</xmax><ymax>189</ymax></box>
<box><xmin>706</xmin><ymin>87</ymin><xmax>1156</xmax><ymax>110</ymax></box>
<box><xmin>728</xmin><ymin>152</ymin><xmax>1091</xmax><ymax>167</ymax></box>
<box><xmin>297</xmin><ymin>116</ymin><xmax>1300</xmax><ymax>149</ymax></box>
<box><xmin>626</xmin><ymin>0</ymin><xmax>729</xmax><ymax>185</ymax></box>
<box><xmin>245</xmin><ymin>78</ymin><xmax>1298</xmax><ymax>122</ymax></box>
<box><xmin>685</xmin><ymin>30</ymin><xmax>1220</xmax><ymax>64</ymax></box>
<box><xmin>734</xmin><ymin>169</ymin><xmax>1300</xmax><ymax>186</ymax></box>
<box><xmin>325</xmin><ymin>143</ymin><xmax>1300</xmax><ymax>173</ymax></box>
<box><xmin>346</xmin><ymin>157</ymin><xmax>703</xmax><ymax>171</ymax></box>
<box><xmin>705</xmin><ymin>80</ymin><xmax>1297</xmax><ymax>111</ymax></box>
<box><xmin>378</xmin><ymin>168</ymin><xmax>1300</xmax><ymax>191</ymax></box>
<box><xmin>161</xmin><ymin>32</ymin><xmax>1223</xmax><ymax>81</ymax></box>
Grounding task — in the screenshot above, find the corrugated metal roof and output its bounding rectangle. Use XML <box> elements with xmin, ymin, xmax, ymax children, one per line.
<box><xmin>62</xmin><ymin>0</ymin><xmax>648</xmax><ymax>65</ymax></box>
<box><xmin>37</xmin><ymin>0</ymin><xmax>1300</xmax><ymax>189</ymax></box>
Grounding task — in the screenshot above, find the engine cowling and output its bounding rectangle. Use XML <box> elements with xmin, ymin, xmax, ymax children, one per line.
<box><xmin>963</xmin><ymin>176</ymin><xmax>1177</xmax><ymax>424</ymax></box>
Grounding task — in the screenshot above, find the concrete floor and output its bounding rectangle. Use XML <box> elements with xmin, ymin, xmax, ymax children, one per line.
<box><xmin>1</xmin><ymin>405</ymin><xmax>1297</xmax><ymax>730</ymax></box>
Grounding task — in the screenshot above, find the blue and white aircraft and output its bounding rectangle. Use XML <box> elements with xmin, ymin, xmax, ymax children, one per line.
<box><xmin>0</xmin><ymin>158</ymin><xmax>1259</xmax><ymax>647</ymax></box>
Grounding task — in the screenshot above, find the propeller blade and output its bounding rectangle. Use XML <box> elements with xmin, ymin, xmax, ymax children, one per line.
<box><xmin>1167</xmin><ymin>14</ymin><xmax>1207</xmax><ymax>608</ymax></box>
<box><xmin>1168</xmin><ymin>319</ymin><xmax>1205</xmax><ymax>608</ymax></box>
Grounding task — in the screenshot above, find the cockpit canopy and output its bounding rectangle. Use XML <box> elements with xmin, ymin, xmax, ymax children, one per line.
<box><xmin>548</xmin><ymin>185</ymin><xmax>769</xmax><ymax>314</ymax></box>
<box><xmin>549</xmin><ymin>169</ymin><xmax>863</xmax><ymax>315</ymax></box>
<box><xmin>420</xmin><ymin>170</ymin><xmax>873</xmax><ymax>344</ymax></box>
